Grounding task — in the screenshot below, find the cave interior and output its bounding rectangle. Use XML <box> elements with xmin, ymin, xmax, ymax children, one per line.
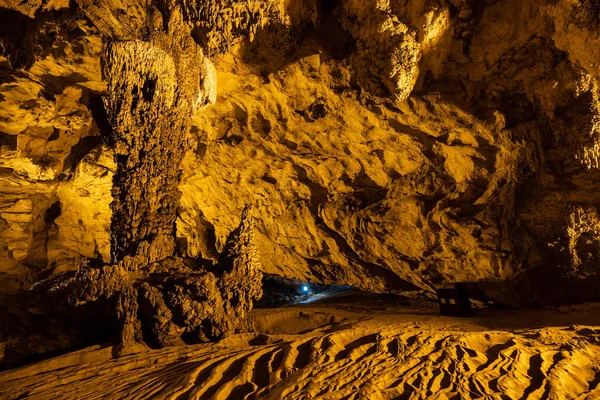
<box><xmin>1</xmin><ymin>0</ymin><xmax>600</xmax><ymax>398</ymax></box>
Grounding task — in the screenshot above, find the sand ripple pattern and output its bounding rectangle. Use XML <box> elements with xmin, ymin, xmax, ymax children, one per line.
<box><xmin>2</xmin><ymin>326</ymin><xmax>600</xmax><ymax>399</ymax></box>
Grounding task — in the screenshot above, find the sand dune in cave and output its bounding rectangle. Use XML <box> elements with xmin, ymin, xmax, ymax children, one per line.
<box><xmin>2</xmin><ymin>292</ymin><xmax>600</xmax><ymax>400</ymax></box>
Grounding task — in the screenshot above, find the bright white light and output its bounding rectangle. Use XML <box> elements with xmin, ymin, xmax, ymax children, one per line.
<box><xmin>303</xmin><ymin>285</ymin><xmax>309</xmax><ymax>292</ymax></box>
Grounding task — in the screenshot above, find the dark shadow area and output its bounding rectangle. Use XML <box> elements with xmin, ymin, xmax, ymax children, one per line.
<box><xmin>0</xmin><ymin>285</ymin><xmax>121</xmax><ymax>371</ymax></box>
<box><xmin>0</xmin><ymin>131</ymin><xmax>17</xmax><ymax>151</ymax></box>
<box><xmin>473</xmin><ymin>304</ymin><xmax>600</xmax><ymax>331</ymax></box>
<box><xmin>237</xmin><ymin>0</ymin><xmax>355</xmax><ymax>76</ymax></box>
<box><xmin>295</xmin><ymin>288</ymin><xmax>437</xmax><ymax>313</ymax></box>
<box><xmin>0</xmin><ymin>6</ymin><xmax>87</xmax><ymax>71</ymax></box>
<box><xmin>265</xmin><ymin>286</ymin><xmax>600</xmax><ymax>333</ymax></box>
<box><xmin>40</xmin><ymin>73</ymin><xmax>89</xmax><ymax>99</ymax></box>
<box><xmin>255</xmin><ymin>274</ymin><xmax>352</xmax><ymax>308</ymax></box>
<box><xmin>62</xmin><ymin>135</ymin><xmax>103</xmax><ymax>172</ymax></box>
<box><xmin>304</xmin><ymin>0</ymin><xmax>355</xmax><ymax>61</ymax></box>
<box><xmin>0</xmin><ymin>343</ymin><xmax>109</xmax><ymax>372</ymax></box>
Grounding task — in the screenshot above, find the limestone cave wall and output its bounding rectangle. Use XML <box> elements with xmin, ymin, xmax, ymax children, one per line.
<box><xmin>1</xmin><ymin>0</ymin><xmax>600</xmax><ymax>306</ymax></box>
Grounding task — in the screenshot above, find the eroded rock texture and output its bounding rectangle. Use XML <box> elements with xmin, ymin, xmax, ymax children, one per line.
<box><xmin>0</xmin><ymin>2</ymin><xmax>263</xmax><ymax>362</ymax></box>
<box><xmin>0</xmin><ymin>206</ymin><xmax>263</xmax><ymax>363</ymax></box>
<box><xmin>61</xmin><ymin>206</ymin><xmax>262</xmax><ymax>348</ymax></box>
<box><xmin>177</xmin><ymin>0</ymin><xmax>600</xmax><ymax>306</ymax></box>
<box><xmin>1</xmin><ymin>0</ymin><xmax>600</xmax><ymax>317</ymax></box>
<box><xmin>103</xmin><ymin>14</ymin><xmax>204</xmax><ymax>263</ymax></box>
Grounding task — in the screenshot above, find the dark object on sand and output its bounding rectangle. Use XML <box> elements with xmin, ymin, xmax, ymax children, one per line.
<box><xmin>436</xmin><ymin>283</ymin><xmax>473</xmax><ymax>317</ymax></box>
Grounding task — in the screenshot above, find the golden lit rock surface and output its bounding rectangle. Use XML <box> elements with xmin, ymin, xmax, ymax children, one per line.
<box><xmin>174</xmin><ymin>0</ymin><xmax>600</xmax><ymax>306</ymax></box>
<box><xmin>1</xmin><ymin>0</ymin><xmax>600</xmax><ymax>353</ymax></box>
<box><xmin>0</xmin><ymin>2</ymin><xmax>264</xmax><ymax>362</ymax></box>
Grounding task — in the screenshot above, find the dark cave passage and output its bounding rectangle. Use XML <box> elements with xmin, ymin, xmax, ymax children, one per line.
<box><xmin>255</xmin><ymin>274</ymin><xmax>352</xmax><ymax>308</ymax></box>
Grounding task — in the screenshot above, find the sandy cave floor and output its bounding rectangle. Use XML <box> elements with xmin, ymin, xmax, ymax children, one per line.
<box><xmin>1</xmin><ymin>291</ymin><xmax>600</xmax><ymax>399</ymax></box>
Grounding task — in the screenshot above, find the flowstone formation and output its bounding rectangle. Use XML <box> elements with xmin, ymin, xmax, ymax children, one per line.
<box><xmin>104</xmin><ymin>16</ymin><xmax>203</xmax><ymax>263</ymax></box>
<box><xmin>2</xmin><ymin>0</ymin><xmax>600</xmax><ymax>325</ymax></box>
<box><xmin>62</xmin><ymin>7</ymin><xmax>265</xmax><ymax>346</ymax></box>
<box><xmin>0</xmin><ymin>206</ymin><xmax>262</xmax><ymax>363</ymax></box>
<box><xmin>0</xmin><ymin>3</ymin><xmax>263</xmax><ymax>363</ymax></box>
<box><xmin>61</xmin><ymin>205</ymin><xmax>262</xmax><ymax>348</ymax></box>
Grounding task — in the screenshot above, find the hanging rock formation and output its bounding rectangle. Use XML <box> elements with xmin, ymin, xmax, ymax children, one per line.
<box><xmin>104</xmin><ymin>13</ymin><xmax>204</xmax><ymax>263</ymax></box>
<box><xmin>0</xmin><ymin>2</ymin><xmax>263</xmax><ymax>363</ymax></box>
<box><xmin>53</xmin><ymin>7</ymin><xmax>263</xmax><ymax>349</ymax></box>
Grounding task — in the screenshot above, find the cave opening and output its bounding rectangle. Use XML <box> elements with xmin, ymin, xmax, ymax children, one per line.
<box><xmin>255</xmin><ymin>274</ymin><xmax>353</xmax><ymax>308</ymax></box>
<box><xmin>308</xmin><ymin>0</ymin><xmax>355</xmax><ymax>60</ymax></box>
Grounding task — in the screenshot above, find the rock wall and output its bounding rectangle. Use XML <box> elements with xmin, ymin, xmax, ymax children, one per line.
<box><xmin>1</xmin><ymin>0</ymin><xmax>600</xmax><ymax>306</ymax></box>
<box><xmin>0</xmin><ymin>1</ymin><xmax>265</xmax><ymax>362</ymax></box>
